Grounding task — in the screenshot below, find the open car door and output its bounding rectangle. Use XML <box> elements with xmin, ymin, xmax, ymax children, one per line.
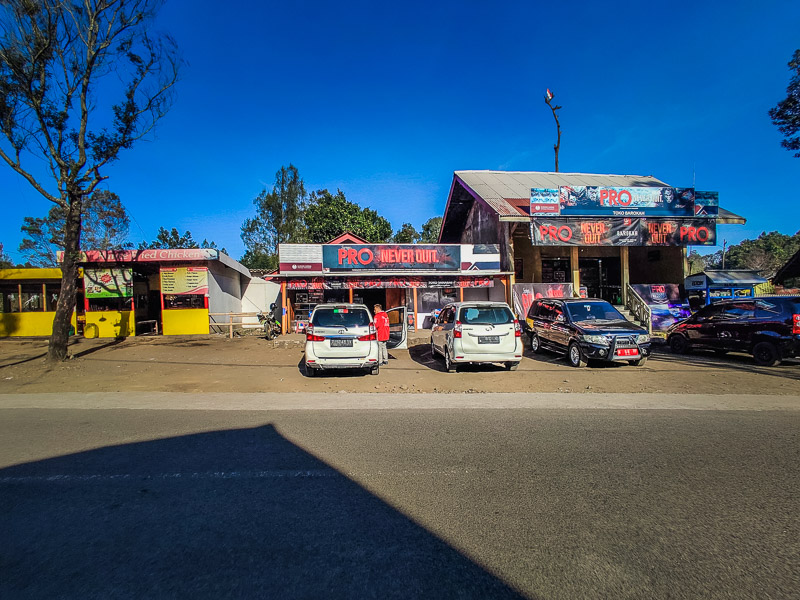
<box><xmin>385</xmin><ymin>306</ymin><xmax>408</xmax><ymax>350</ymax></box>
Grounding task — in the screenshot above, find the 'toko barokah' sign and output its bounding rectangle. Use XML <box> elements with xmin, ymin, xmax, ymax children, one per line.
<box><xmin>530</xmin><ymin>186</ymin><xmax>719</xmax><ymax>218</ymax></box>
<box><xmin>322</xmin><ymin>244</ymin><xmax>461</xmax><ymax>272</ymax></box>
<box><xmin>531</xmin><ymin>218</ymin><xmax>716</xmax><ymax>246</ymax></box>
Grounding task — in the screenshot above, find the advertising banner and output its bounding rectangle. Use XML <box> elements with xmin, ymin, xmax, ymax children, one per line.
<box><xmin>84</xmin><ymin>268</ymin><xmax>133</xmax><ymax>298</ymax></box>
<box><xmin>512</xmin><ymin>283</ymin><xmax>575</xmax><ymax>319</ymax></box>
<box><xmin>559</xmin><ymin>186</ymin><xmax>696</xmax><ymax>217</ymax></box>
<box><xmin>530</xmin><ymin>188</ymin><xmax>561</xmax><ymax>216</ymax></box>
<box><xmin>694</xmin><ymin>191</ymin><xmax>719</xmax><ymax>217</ymax></box>
<box><xmin>160</xmin><ymin>267</ymin><xmax>209</xmax><ymax>295</ymax></box>
<box><xmin>631</xmin><ymin>283</ymin><xmax>691</xmax><ymax>337</ymax></box>
<box><xmin>322</xmin><ymin>244</ymin><xmax>460</xmax><ymax>272</ymax></box>
<box><xmin>61</xmin><ymin>249</ymin><xmax>218</xmax><ymax>262</ymax></box>
<box><xmin>532</xmin><ymin>218</ymin><xmax>716</xmax><ymax>246</ymax></box>
<box><xmin>285</xmin><ymin>277</ymin><xmax>493</xmax><ymax>290</ymax></box>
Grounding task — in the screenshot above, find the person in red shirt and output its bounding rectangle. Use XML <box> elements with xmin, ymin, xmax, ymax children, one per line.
<box><xmin>373</xmin><ymin>304</ymin><xmax>390</xmax><ymax>365</ymax></box>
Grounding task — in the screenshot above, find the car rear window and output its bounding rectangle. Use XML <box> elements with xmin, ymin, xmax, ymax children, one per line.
<box><xmin>459</xmin><ymin>306</ymin><xmax>514</xmax><ymax>325</ymax></box>
<box><xmin>312</xmin><ymin>308</ymin><xmax>371</xmax><ymax>328</ymax></box>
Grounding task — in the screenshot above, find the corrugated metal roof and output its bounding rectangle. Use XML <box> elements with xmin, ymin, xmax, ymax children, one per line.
<box><xmin>456</xmin><ymin>170</ymin><xmax>667</xmax><ymax>217</ymax></box>
<box><xmin>454</xmin><ymin>170</ymin><xmax>746</xmax><ymax>224</ymax></box>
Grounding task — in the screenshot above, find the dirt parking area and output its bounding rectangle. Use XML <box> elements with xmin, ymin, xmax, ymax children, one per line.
<box><xmin>1</xmin><ymin>332</ymin><xmax>799</xmax><ymax>396</ymax></box>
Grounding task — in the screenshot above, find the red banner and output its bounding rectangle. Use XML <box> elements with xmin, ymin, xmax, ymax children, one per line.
<box><xmin>285</xmin><ymin>277</ymin><xmax>493</xmax><ymax>290</ymax></box>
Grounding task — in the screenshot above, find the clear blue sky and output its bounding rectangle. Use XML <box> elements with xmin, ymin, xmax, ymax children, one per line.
<box><xmin>2</xmin><ymin>0</ymin><xmax>799</xmax><ymax>263</ymax></box>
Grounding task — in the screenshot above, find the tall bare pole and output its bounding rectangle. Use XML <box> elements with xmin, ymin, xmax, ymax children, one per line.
<box><xmin>544</xmin><ymin>89</ymin><xmax>562</xmax><ymax>172</ymax></box>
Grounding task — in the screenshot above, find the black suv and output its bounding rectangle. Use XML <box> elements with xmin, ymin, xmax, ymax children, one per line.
<box><xmin>666</xmin><ymin>296</ymin><xmax>800</xmax><ymax>366</ymax></box>
<box><xmin>525</xmin><ymin>298</ymin><xmax>651</xmax><ymax>367</ymax></box>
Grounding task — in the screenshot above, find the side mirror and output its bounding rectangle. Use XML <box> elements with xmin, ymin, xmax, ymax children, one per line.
<box><xmin>555</xmin><ymin>314</ymin><xmax>565</xmax><ymax>323</ymax></box>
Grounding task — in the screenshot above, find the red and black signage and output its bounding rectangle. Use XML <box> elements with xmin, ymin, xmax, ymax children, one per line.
<box><xmin>285</xmin><ymin>276</ymin><xmax>493</xmax><ymax>290</ymax></box>
<box><xmin>322</xmin><ymin>244</ymin><xmax>460</xmax><ymax>272</ymax></box>
<box><xmin>531</xmin><ymin>218</ymin><xmax>716</xmax><ymax>247</ymax></box>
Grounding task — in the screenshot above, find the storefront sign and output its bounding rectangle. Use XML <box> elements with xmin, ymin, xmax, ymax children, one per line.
<box><xmin>61</xmin><ymin>249</ymin><xmax>219</xmax><ymax>262</ymax></box>
<box><xmin>278</xmin><ymin>244</ymin><xmax>323</xmax><ymax>272</ymax></box>
<box><xmin>531</xmin><ymin>218</ymin><xmax>716</xmax><ymax>246</ymax></box>
<box><xmin>160</xmin><ymin>267</ymin><xmax>209</xmax><ymax>295</ymax></box>
<box><xmin>530</xmin><ymin>188</ymin><xmax>561</xmax><ymax>215</ymax></box>
<box><xmin>322</xmin><ymin>245</ymin><xmax>461</xmax><ymax>272</ymax></box>
<box><xmin>285</xmin><ymin>276</ymin><xmax>493</xmax><ymax>290</ymax></box>
<box><xmin>559</xmin><ymin>186</ymin><xmax>696</xmax><ymax>217</ymax></box>
<box><xmin>84</xmin><ymin>268</ymin><xmax>133</xmax><ymax>298</ymax></box>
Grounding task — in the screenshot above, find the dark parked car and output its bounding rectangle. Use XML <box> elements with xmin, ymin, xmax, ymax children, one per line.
<box><xmin>666</xmin><ymin>296</ymin><xmax>800</xmax><ymax>366</ymax></box>
<box><xmin>525</xmin><ymin>298</ymin><xmax>651</xmax><ymax>367</ymax></box>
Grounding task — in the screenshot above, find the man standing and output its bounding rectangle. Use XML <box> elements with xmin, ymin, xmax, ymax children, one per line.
<box><xmin>373</xmin><ymin>304</ymin><xmax>390</xmax><ymax>365</ymax></box>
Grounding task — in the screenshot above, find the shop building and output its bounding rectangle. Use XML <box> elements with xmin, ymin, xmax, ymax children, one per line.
<box><xmin>439</xmin><ymin>171</ymin><xmax>746</xmax><ymax>311</ymax></box>
<box><xmin>0</xmin><ymin>268</ymin><xmax>76</xmax><ymax>337</ymax></box>
<box><xmin>275</xmin><ymin>234</ymin><xmax>507</xmax><ymax>333</ymax></box>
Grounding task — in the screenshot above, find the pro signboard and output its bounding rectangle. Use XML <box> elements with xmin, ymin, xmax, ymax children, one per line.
<box><xmin>531</xmin><ymin>218</ymin><xmax>716</xmax><ymax>246</ymax></box>
<box><xmin>322</xmin><ymin>244</ymin><xmax>461</xmax><ymax>272</ymax></box>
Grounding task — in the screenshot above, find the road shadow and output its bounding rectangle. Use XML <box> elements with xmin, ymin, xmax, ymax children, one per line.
<box><xmin>649</xmin><ymin>346</ymin><xmax>800</xmax><ymax>381</ymax></box>
<box><xmin>408</xmin><ymin>343</ymin><xmax>509</xmax><ymax>373</ymax></box>
<box><xmin>0</xmin><ymin>424</ymin><xmax>524</xmax><ymax>599</ymax></box>
<box><xmin>295</xmin><ymin>356</ymin><xmax>380</xmax><ymax>378</ymax></box>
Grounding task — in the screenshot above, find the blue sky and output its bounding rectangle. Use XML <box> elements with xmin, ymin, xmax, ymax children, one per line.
<box><xmin>2</xmin><ymin>0</ymin><xmax>799</xmax><ymax>262</ymax></box>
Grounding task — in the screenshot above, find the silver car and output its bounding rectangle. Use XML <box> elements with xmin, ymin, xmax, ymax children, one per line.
<box><xmin>430</xmin><ymin>302</ymin><xmax>522</xmax><ymax>372</ymax></box>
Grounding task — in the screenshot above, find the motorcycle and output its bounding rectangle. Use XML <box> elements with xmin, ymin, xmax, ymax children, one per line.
<box><xmin>257</xmin><ymin>303</ymin><xmax>282</xmax><ymax>340</ymax></box>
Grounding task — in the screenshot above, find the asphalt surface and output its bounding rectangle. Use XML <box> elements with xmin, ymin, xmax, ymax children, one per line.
<box><xmin>1</xmin><ymin>397</ymin><xmax>799</xmax><ymax>599</ymax></box>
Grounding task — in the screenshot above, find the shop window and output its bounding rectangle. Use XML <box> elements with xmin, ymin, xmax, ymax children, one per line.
<box><xmin>45</xmin><ymin>284</ymin><xmax>60</xmax><ymax>312</ymax></box>
<box><xmin>88</xmin><ymin>297</ymin><xmax>133</xmax><ymax>311</ymax></box>
<box><xmin>20</xmin><ymin>284</ymin><xmax>44</xmax><ymax>312</ymax></box>
<box><xmin>163</xmin><ymin>294</ymin><xmax>205</xmax><ymax>309</ymax></box>
<box><xmin>418</xmin><ymin>289</ymin><xmax>458</xmax><ymax>314</ymax></box>
<box><xmin>1</xmin><ymin>285</ymin><xmax>20</xmax><ymax>313</ymax></box>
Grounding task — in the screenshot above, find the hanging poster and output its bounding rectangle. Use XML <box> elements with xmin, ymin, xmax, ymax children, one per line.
<box><xmin>512</xmin><ymin>283</ymin><xmax>575</xmax><ymax>319</ymax></box>
<box><xmin>530</xmin><ymin>188</ymin><xmax>561</xmax><ymax>216</ymax></box>
<box><xmin>694</xmin><ymin>191</ymin><xmax>719</xmax><ymax>217</ymax></box>
<box><xmin>84</xmin><ymin>268</ymin><xmax>133</xmax><ymax>298</ymax></box>
<box><xmin>160</xmin><ymin>267</ymin><xmax>209</xmax><ymax>295</ymax></box>
<box><xmin>558</xmin><ymin>186</ymin><xmax>696</xmax><ymax>217</ymax></box>
<box><xmin>531</xmin><ymin>218</ymin><xmax>716</xmax><ymax>246</ymax></box>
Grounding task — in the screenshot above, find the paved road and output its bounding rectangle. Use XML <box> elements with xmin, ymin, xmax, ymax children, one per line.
<box><xmin>1</xmin><ymin>395</ymin><xmax>798</xmax><ymax>599</ymax></box>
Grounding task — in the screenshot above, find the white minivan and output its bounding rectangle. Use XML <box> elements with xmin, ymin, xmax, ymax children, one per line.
<box><xmin>430</xmin><ymin>302</ymin><xmax>522</xmax><ymax>372</ymax></box>
<box><xmin>304</xmin><ymin>304</ymin><xmax>381</xmax><ymax>376</ymax></box>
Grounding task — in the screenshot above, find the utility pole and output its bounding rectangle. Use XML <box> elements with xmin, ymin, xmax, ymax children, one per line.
<box><xmin>721</xmin><ymin>239</ymin><xmax>727</xmax><ymax>269</ymax></box>
<box><xmin>544</xmin><ymin>89</ymin><xmax>562</xmax><ymax>172</ymax></box>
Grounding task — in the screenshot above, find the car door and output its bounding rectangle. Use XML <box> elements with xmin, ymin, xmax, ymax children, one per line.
<box><xmin>549</xmin><ymin>301</ymin><xmax>570</xmax><ymax>350</ymax></box>
<box><xmin>714</xmin><ymin>301</ymin><xmax>755</xmax><ymax>352</ymax></box>
<box><xmin>386</xmin><ymin>306</ymin><xmax>408</xmax><ymax>350</ymax></box>
<box><xmin>432</xmin><ymin>305</ymin><xmax>451</xmax><ymax>354</ymax></box>
<box><xmin>687</xmin><ymin>303</ymin><xmax>724</xmax><ymax>349</ymax></box>
<box><xmin>534</xmin><ymin>302</ymin><xmax>555</xmax><ymax>345</ymax></box>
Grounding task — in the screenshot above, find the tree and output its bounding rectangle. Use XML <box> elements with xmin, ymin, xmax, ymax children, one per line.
<box><xmin>19</xmin><ymin>190</ymin><xmax>131</xmax><ymax>266</ymax></box>
<box><xmin>139</xmin><ymin>227</ymin><xmax>198</xmax><ymax>249</ymax></box>
<box><xmin>240</xmin><ymin>164</ymin><xmax>307</xmax><ymax>268</ymax></box>
<box><xmin>391</xmin><ymin>223</ymin><xmax>420</xmax><ymax>244</ymax></box>
<box><xmin>0</xmin><ymin>0</ymin><xmax>181</xmax><ymax>361</ymax></box>
<box><xmin>687</xmin><ymin>250</ymin><xmax>706</xmax><ymax>275</ymax></box>
<box><xmin>0</xmin><ymin>243</ymin><xmax>12</xmax><ymax>268</ymax></box>
<box><xmin>419</xmin><ymin>216</ymin><xmax>443</xmax><ymax>243</ymax></box>
<box><xmin>304</xmin><ymin>188</ymin><xmax>392</xmax><ymax>243</ymax></box>
<box><xmin>769</xmin><ymin>49</ymin><xmax>800</xmax><ymax>157</ymax></box>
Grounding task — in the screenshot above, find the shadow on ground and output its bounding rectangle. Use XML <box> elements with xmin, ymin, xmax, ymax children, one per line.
<box><xmin>0</xmin><ymin>424</ymin><xmax>524</xmax><ymax>599</ymax></box>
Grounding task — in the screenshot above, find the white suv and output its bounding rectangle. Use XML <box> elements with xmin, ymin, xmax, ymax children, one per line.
<box><xmin>304</xmin><ymin>304</ymin><xmax>380</xmax><ymax>376</ymax></box>
<box><xmin>430</xmin><ymin>302</ymin><xmax>522</xmax><ymax>372</ymax></box>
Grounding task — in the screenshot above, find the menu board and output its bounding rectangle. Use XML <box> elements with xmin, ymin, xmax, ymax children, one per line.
<box><xmin>160</xmin><ymin>267</ymin><xmax>209</xmax><ymax>295</ymax></box>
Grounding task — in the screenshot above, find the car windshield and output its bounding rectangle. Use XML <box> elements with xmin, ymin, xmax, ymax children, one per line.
<box><xmin>459</xmin><ymin>306</ymin><xmax>514</xmax><ymax>325</ymax></box>
<box><xmin>565</xmin><ymin>301</ymin><xmax>625</xmax><ymax>322</ymax></box>
<box><xmin>312</xmin><ymin>308</ymin><xmax>371</xmax><ymax>328</ymax></box>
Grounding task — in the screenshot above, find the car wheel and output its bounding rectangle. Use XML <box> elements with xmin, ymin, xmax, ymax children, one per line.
<box><xmin>506</xmin><ymin>361</ymin><xmax>519</xmax><ymax>371</ymax></box>
<box><xmin>530</xmin><ymin>333</ymin><xmax>542</xmax><ymax>353</ymax></box>
<box><xmin>752</xmin><ymin>342</ymin><xmax>780</xmax><ymax>367</ymax></box>
<box><xmin>370</xmin><ymin>365</ymin><xmax>380</xmax><ymax>375</ymax></box>
<box><xmin>629</xmin><ymin>356</ymin><xmax>648</xmax><ymax>367</ymax></box>
<box><xmin>568</xmin><ymin>342</ymin><xmax>588</xmax><ymax>368</ymax></box>
<box><xmin>445</xmin><ymin>350</ymin><xmax>457</xmax><ymax>373</ymax></box>
<box><xmin>669</xmin><ymin>334</ymin><xmax>691</xmax><ymax>354</ymax></box>
<box><xmin>430</xmin><ymin>338</ymin><xmax>437</xmax><ymax>358</ymax></box>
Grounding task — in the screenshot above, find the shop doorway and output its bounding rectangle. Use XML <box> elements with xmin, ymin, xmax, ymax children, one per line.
<box><xmin>353</xmin><ymin>289</ymin><xmax>386</xmax><ymax>311</ymax></box>
<box><xmin>579</xmin><ymin>257</ymin><xmax>622</xmax><ymax>304</ymax></box>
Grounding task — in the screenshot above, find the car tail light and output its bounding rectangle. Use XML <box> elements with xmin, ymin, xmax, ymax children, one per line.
<box><xmin>306</xmin><ymin>326</ymin><xmax>325</xmax><ymax>342</ymax></box>
<box><xmin>453</xmin><ymin>320</ymin><xmax>462</xmax><ymax>338</ymax></box>
<box><xmin>793</xmin><ymin>314</ymin><xmax>800</xmax><ymax>335</ymax></box>
<box><xmin>514</xmin><ymin>319</ymin><xmax>521</xmax><ymax>337</ymax></box>
<box><xmin>358</xmin><ymin>332</ymin><xmax>377</xmax><ymax>341</ymax></box>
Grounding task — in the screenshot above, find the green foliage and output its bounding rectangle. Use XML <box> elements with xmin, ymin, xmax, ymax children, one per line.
<box><xmin>0</xmin><ymin>243</ymin><xmax>13</xmax><ymax>268</ymax></box>
<box><xmin>687</xmin><ymin>250</ymin><xmax>706</xmax><ymax>275</ymax></box>
<box><xmin>305</xmin><ymin>188</ymin><xmax>392</xmax><ymax>243</ymax></box>
<box><xmin>139</xmin><ymin>227</ymin><xmax>199</xmax><ymax>249</ymax></box>
<box><xmin>703</xmin><ymin>231</ymin><xmax>800</xmax><ymax>277</ymax></box>
<box><xmin>392</xmin><ymin>223</ymin><xmax>421</xmax><ymax>244</ymax></box>
<box><xmin>420</xmin><ymin>216</ymin><xmax>443</xmax><ymax>243</ymax></box>
<box><xmin>19</xmin><ymin>190</ymin><xmax>131</xmax><ymax>266</ymax></box>
<box><xmin>239</xmin><ymin>250</ymin><xmax>278</xmax><ymax>271</ymax></box>
<box><xmin>241</xmin><ymin>165</ymin><xmax>307</xmax><ymax>261</ymax></box>
<box><xmin>769</xmin><ymin>49</ymin><xmax>800</xmax><ymax>157</ymax></box>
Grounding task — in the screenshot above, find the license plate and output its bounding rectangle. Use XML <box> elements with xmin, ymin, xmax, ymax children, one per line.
<box><xmin>478</xmin><ymin>336</ymin><xmax>500</xmax><ymax>344</ymax></box>
<box><xmin>330</xmin><ymin>339</ymin><xmax>353</xmax><ymax>348</ymax></box>
<box><xmin>615</xmin><ymin>348</ymin><xmax>639</xmax><ymax>357</ymax></box>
